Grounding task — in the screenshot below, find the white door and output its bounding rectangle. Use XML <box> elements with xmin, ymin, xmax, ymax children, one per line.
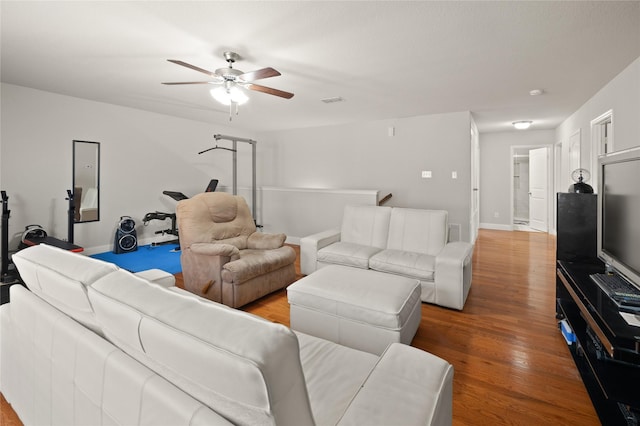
<box><xmin>529</xmin><ymin>147</ymin><xmax>548</xmax><ymax>232</ymax></box>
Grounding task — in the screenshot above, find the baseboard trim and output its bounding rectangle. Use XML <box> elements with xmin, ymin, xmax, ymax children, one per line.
<box><xmin>480</xmin><ymin>223</ymin><xmax>512</xmax><ymax>231</ymax></box>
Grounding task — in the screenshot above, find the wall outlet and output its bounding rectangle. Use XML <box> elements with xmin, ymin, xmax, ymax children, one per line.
<box><xmin>421</xmin><ymin>171</ymin><xmax>432</xmax><ymax>178</ymax></box>
<box><xmin>451</xmin><ymin>171</ymin><xmax>457</xmax><ymax>179</ymax></box>
<box><xmin>494</xmin><ymin>212</ymin><xmax>500</xmax><ymax>218</ymax></box>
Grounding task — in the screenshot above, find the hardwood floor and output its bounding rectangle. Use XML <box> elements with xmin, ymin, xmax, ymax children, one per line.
<box><xmin>0</xmin><ymin>229</ymin><xmax>599</xmax><ymax>425</ymax></box>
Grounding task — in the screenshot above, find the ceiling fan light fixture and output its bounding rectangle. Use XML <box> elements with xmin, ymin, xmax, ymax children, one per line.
<box><xmin>210</xmin><ymin>85</ymin><xmax>249</xmax><ymax>106</ymax></box>
<box><xmin>513</xmin><ymin>120</ymin><xmax>533</xmax><ymax>130</ymax></box>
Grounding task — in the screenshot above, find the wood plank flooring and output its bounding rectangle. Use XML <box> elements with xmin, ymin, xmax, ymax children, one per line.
<box><xmin>0</xmin><ymin>229</ymin><xmax>599</xmax><ymax>425</ymax></box>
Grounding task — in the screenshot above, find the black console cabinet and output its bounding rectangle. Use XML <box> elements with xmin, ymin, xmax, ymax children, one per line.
<box><xmin>556</xmin><ymin>193</ymin><xmax>640</xmax><ymax>425</ymax></box>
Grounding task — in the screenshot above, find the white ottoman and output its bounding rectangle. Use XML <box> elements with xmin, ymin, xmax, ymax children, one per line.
<box><xmin>287</xmin><ymin>265</ymin><xmax>422</xmax><ymax>355</ymax></box>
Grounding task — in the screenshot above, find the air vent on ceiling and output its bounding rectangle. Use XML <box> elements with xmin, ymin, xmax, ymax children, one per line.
<box><xmin>321</xmin><ymin>96</ymin><xmax>345</xmax><ymax>104</ymax></box>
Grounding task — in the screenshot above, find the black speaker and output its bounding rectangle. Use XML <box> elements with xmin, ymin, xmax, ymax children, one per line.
<box><xmin>556</xmin><ymin>192</ymin><xmax>597</xmax><ymax>263</ymax></box>
<box><xmin>113</xmin><ymin>216</ymin><xmax>137</xmax><ymax>254</ymax></box>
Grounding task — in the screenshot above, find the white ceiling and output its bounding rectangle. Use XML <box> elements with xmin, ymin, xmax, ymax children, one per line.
<box><xmin>2</xmin><ymin>1</ymin><xmax>639</xmax><ymax>133</ymax></box>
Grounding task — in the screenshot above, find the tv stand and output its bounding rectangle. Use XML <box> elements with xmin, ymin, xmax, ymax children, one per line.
<box><xmin>557</xmin><ymin>261</ymin><xmax>640</xmax><ymax>424</ymax></box>
<box><xmin>555</xmin><ymin>192</ymin><xmax>639</xmax><ymax>424</ymax></box>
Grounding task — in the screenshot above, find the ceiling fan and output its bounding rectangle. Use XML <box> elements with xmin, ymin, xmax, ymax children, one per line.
<box><xmin>162</xmin><ymin>51</ymin><xmax>294</xmax><ymax>119</ymax></box>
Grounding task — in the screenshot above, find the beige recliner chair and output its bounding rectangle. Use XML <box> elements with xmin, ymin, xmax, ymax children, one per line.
<box><xmin>176</xmin><ymin>192</ymin><xmax>297</xmax><ymax>308</ymax></box>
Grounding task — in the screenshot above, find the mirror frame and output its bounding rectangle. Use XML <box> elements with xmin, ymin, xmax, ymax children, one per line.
<box><xmin>72</xmin><ymin>140</ymin><xmax>100</xmax><ymax>223</ymax></box>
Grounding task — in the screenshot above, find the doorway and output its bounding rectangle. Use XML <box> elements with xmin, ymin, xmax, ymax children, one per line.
<box><xmin>511</xmin><ymin>145</ymin><xmax>551</xmax><ymax>232</ymax></box>
<box><xmin>512</xmin><ymin>150</ymin><xmax>530</xmax><ymax>227</ymax></box>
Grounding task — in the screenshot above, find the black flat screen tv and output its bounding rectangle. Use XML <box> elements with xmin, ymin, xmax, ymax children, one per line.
<box><xmin>597</xmin><ymin>146</ymin><xmax>640</xmax><ymax>291</ymax></box>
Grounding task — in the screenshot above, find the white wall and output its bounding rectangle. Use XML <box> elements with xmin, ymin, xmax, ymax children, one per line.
<box><xmin>259</xmin><ymin>111</ymin><xmax>474</xmax><ymax>241</ymax></box>
<box><xmin>259</xmin><ymin>187</ymin><xmax>378</xmax><ymax>243</ymax></box>
<box><xmin>479</xmin><ymin>130</ymin><xmax>556</xmax><ymax>229</ymax></box>
<box><xmin>1</xmin><ymin>83</ymin><xmax>258</xmax><ymax>253</ymax></box>
<box><xmin>556</xmin><ymin>56</ymin><xmax>640</xmax><ymax>186</ymax></box>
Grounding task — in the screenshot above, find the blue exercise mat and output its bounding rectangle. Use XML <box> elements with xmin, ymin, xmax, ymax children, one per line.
<box><xmin>90</xmin><ymin>244</ymin><xmax>181</xmax><ymax>274</ymax></box>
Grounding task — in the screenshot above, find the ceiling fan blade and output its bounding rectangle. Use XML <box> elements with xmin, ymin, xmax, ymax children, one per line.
<box><xmin>238</xmin><ymin>67</ymin><xmax>281</xmax><ymax>82</ymax></box>
<box><xmin>162</xmin><ymin>81</ymin><xmax>214</xmax><ymax>85</ymax></box>
<box><xmin>167</xmin><ymin>59</ymin><xmax>215</xmax><ymax>77</ymax></box>
<box><xmin>246</xmin><ymin>83</ymin><xmax>294</xmax><ymax>99</ymax></box>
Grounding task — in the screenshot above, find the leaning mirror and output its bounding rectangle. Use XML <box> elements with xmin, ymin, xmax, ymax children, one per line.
<box><xmin>73</xmin><ymin>140</ymin><xmax>100</xmax><ymax>223</ymax></box>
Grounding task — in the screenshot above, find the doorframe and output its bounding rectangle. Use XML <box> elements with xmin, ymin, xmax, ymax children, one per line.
<box><xmin>470</xmin><ymin>123</ymin><xmax>480</xmax><ymax>243</ymax></box>
<box><xmin>509</xmin><ymin>144</ymin><xmax>553</xmax><ymax>232</ymax></box>
<box><xmin>590</xmin><ymin>109</ymin><xmax>614</xmax><ymax>193</ymax></box>
<box><xmin>552</xmin><ymin>140</ymin><xmax>563</xmax><ymax>235</ymax></box>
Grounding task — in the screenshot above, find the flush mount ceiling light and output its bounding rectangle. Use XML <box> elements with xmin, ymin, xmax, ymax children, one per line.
<box><xmin>513</xmin><ymin>121</ymin><xmax>533</xmax><ymax>130</ymax></box>
<box><xmin>529</xmin><ymin>89</ymin><xmax>544</xmax><ymax>96</ymax></box>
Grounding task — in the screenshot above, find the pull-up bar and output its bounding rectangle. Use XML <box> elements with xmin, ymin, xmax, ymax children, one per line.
<box><xmin>199</xmin><ymin>134</ymin><xmax>258</xmax><ymax>223</ymax></box>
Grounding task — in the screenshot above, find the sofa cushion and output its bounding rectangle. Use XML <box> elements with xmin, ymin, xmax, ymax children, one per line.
<box><xmin>337</xmin><ymin>343</ymin><xmax>454</xmax><ymax>426</ymax></box>
<box><xmin>295</xmin><ymin>332</ymin><xmax>377</xmax><ymax>426</ymax></box>
<box><xmin>369</xmin><ymin>249</ymin><xmax>436</xmax><ymax>281</ymax></box>
<box><xmin>88</xmin><ymin>269</ymin><xmax>314</xmax><ymax>426</ymax></box>
<box><xmin>317</xmin><ymin>242</ymin><xmax>381</xmax><ymax>269</ymax></box>
<box><xmin>11</xmin><ymin>244</ymin><xmax>118</xmax><ymax>333</ymax></box>
<box><xmin>341</xmin><ymin>205</ymin><xmax>391</xmax><ymax>248</ymax></box>
<box><xmin>386</xmin><ymin>208</ymin><xmax>448</xmax><ymax>256</ymax></box>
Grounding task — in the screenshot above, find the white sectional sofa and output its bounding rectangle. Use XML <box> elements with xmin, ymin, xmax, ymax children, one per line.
<box><xmin>1</xmin><ymin>244</ymin><xmax>454</xmax><ymax>426</ymax></box>
<box><xmin>301</xmin><ymin>205</ymin><xmax>474</xmax><ymax>310</ymax></box>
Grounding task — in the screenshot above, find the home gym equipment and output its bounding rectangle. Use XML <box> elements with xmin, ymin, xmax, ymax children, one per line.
<box><xmin>66</xmin><ymin>189</ymin><xmax>76</xmax><ymax>243</ymax></box>
<box><xmin>142</xmin><ymin>180</ymin><xmax>219</xmax><ymax>249</ymax></box>
<box><xmin>1</xmin><ymin>191</ymin><xmax>16</xmax><ymax>284</ymax></box>
<box><xmin>2</xmin><ymin>190</ymin><xmax>82</xmax><ymax>301</ymax></box>
<box><xmin>1</xmin><ymin>191</ymin><xmax>20</xmax><ymax>304</ymax></box>
<box><xmin>142</xmin><ymin>190</ymin><xmax>187</xmax><ymax>248</ymax></box>
<box><xmin>18</xmin><ymin>225</ymin><xmax>48</xmax><ymax>250</ymax></box>
<box><xmin>18</xmin><ymin>227</ymin><xmax>84</xmax><ymax>252</ymax></box>
<box><xmin>199</xmin><ymin>134</ymin><xmax>257</xmax><ymax>223</ymax></box>
<box><xmin>91</xmin><ymin>243</ymin><xmax>181</xmax><ymax>274</ymax></box>
<box><xmin>5</xmin><ymin>190</ymin><xmax>83</xmax><ymax>253</ymax></box>
<box><xmin>205</xmin><ymin>179</ymin><xmax>219</xmax><ymax>192</ymax></box>
<box><xmin>142</xmin><ymin>210</ymin><xmax>179</xmax><ymax>247</ymax></box>
<box><xmin>113</xmin><ymin>216</ymin><xmax>138</xmax><ymax>254</ymax></box>
<box><xmin>162</xmin><ymin>190</ymin><xmax>188</xmax><ymax>201</ymax></box>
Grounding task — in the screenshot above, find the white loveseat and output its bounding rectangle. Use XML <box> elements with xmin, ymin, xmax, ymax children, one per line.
<box><xmin>301</xmin><ymin>205</ymin><xmax>474</xmax><ymax>310</ymax></box>
<box><xmin>1</xmin><ymin>244</ymin><xmax>454</xmax><ymax>426</ymax></box>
